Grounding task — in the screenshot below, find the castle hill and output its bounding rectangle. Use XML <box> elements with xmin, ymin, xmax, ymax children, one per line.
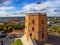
<box><xmin>0</xmin><ymin>0</ymin><xmax>60</xmax><ymax>45</ymax></box>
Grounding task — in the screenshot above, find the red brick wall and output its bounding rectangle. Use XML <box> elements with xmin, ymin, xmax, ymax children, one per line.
<box><xmin>25</xmin><ymin>13</ymin><xmax>48</xmax><ymax>44</ymax></box>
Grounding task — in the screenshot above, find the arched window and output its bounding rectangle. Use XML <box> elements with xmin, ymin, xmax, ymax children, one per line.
<box><xmin>32</xmin><ymin>27</ymin><xmax>34</xmax><ymax>31</ymax></box>
<box><xmin>32</xmin><ymin>20</ymin><xmax>34</xmax><ymax>24</ymax></box>
<box><xmin>42</xmin><ymin>20</ymin><xmax>44</xmax><ymax>24</ymax></box>
<box><xmin>42</xmin><ymin>33</ymin><xmax>44</xmax><ymax>38</ymax></box>
<box><xmin>30</xmin><ymin>33</ymin><xmax>32</xmax><ymax>37</ymax></box>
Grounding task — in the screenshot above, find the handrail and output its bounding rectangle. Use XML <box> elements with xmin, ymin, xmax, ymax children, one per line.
<box><xmin>30</xmin><ymin>37</ymin><xmax>37</xmax><ymax>45</ymax></box>
<box><xmin>29</xmin><ymin>37</ymin><xmax>34</xmax><ymax>45</ymax></box>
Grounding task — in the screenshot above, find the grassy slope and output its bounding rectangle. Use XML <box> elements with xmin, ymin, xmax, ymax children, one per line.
<box><xmin>10</xmin><ymin>39</ymin><xmax>23</xmax><ymax>45</ymax></box>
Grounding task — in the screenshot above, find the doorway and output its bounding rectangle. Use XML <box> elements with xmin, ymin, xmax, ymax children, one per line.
<box><xmin>30</xmin><ymin>33</ymin><xmax>32</xmax><ymax>37</ymax></box>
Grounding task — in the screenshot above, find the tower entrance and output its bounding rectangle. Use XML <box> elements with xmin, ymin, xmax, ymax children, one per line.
<box><xmin>30</xmin><ymin>33</ymin><xmax>32</xmax><ymax>37</ymax></box>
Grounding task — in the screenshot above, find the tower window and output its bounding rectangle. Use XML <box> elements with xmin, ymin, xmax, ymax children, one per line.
<box><xmin>32</xmin><ymin>20</ymin><xmax>34</xmax><ymax>24</ymax></box>
<box><xmin>42</xmin><ymin>20</ymin><xmax>44</xmax><ymax>24</ymax></box>
<box><xmin>42</xmin><ymin>33</ymin><xmax>44</xmax><ymax>38</ymax></box>
<box><xmin>32</xmin><ymin>27</ymin><xmax>34</xmax><ymax>31</ymax></box>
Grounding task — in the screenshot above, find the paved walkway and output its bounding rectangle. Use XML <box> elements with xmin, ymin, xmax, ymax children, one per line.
<box><xmin>21</xmin><ymin>35</ymin><xmax>34</xmax><ymax>45</ymax></box>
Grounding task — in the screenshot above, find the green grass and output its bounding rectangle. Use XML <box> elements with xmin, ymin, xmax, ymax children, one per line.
<box><xmin>10</xmin><ymin>39</ymin><xmax>23</xmax><ymax>45</ymax></box>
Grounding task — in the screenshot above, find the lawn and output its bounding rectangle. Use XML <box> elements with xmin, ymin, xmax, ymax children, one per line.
<box><xmin>10</xmin><ymin>39</ymin><xmax>23</xmax><ymax>45</ymax></box>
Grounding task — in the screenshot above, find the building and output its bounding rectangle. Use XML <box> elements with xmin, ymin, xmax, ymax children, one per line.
<box><xmin>9</xmin><ymin>30</ymin><xmax>24</xmax><ymax>38</ymax></box>
<box><xmin>25</xmin><ymin>13</ymin><xmax>48</xmax><ymax>45</ymax></box>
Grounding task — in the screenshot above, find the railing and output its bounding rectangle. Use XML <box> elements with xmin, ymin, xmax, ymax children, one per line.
<box><xmin>30</xmin><ymin>37</ymin><xmax>37</xmax><ymax>45</ymax></box>
<box><xmin>29</xmin><ymin>37</ymin><xmax>34</xmax><ymax>45</ymax></box>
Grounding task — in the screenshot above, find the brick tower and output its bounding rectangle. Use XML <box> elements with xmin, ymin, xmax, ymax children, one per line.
<box><xmin>25</xmin><ymin>13</ymin><xmax>48</xmax><ymax>45</ymax></box>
